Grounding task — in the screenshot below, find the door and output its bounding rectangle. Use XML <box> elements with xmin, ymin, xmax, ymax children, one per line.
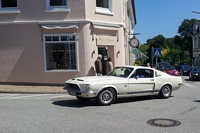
<box><xmin>98</xmin><ymin>47</ymin><xmax>108</xmax><ymax>75</ymax></box>
<box><xmin>128</xmin><ymin>69</ymin><xmax>156</xmax><ymax>95</ymax></box>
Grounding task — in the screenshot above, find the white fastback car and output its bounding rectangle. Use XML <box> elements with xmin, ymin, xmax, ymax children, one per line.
<box><xmin>64</xmin><ymin>66</ymin><xmax>183</xmax><ymax>105</ymax></box>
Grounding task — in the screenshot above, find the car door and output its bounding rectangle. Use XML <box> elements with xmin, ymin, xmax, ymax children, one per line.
<box><xmin>128</xmin><ymin>68</ymin><xmax>155</xmax><ymax>95</ymax></box>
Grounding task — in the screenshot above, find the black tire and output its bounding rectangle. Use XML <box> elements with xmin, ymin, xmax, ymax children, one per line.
<box><xmin>76</xmin><ymin>96</ymin><xmax>91</xmax><ymax>102</ymax></box>
<box><xmin>159</xmin><ymin>85</ymin><xmax>171</xmax><ymax>99</ymax></box>
<box><xmin>180</xmin><ymin>71</ymin><xmax>183</xmax><ymax>76</ymax></box>
<box><xmin>191</xmin><ymin>76</ymin><xmax>193</xmax><ymax>81</ymax></box>
<box><xmin>97</xmin><ymin>88</ymin><xmax>116</xmax><ymax>105</ymax></box>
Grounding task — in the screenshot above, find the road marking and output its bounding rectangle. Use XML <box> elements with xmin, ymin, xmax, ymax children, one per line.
<box><xmin>0</xmin><ymin>93</ymin><xmax>68</xmax><ymax>99</ymax></box>
<box><xmin>183</xmin><ymin>83</ymin><xmax>197</xmax><ymax>88</ymax></box>
<box><xmin>7</xmin><ymin>94</ymin><xmax>52</xmax><ymax>99</ymax></box>
<box><xmin>0</xmin><ymin>94</ymin><xmax>21</xmax><ymax>99</ymax></box>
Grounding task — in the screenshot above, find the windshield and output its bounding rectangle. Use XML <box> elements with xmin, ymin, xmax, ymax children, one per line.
<box><xmin>194</xmin><ymin>66</ymin><xmax>200</xmax><ymax>71</ymax></box>
<box><xmin>165</xmin><ymin>66</ymin><xmax>176</xmax><ymax>70</ymax></box>
<box><xmin>107</xmin><ymin>67</ymin><xmax>134</xmax><ymax>78</ymax></box>
<box><xmin>182</xmin><ymin>65</ymin><xmax>192</xmax><ymax>69</ymax></box>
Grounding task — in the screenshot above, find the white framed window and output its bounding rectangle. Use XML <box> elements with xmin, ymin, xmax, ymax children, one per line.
<box><xmin>198</xmin><ymin>36</ymin><xmax>200</xmax><ymax>48</ymax></box>
<box><xmin>194</xmin><ymin>37</ymin><xmax>197</xmax><ymax>49</ymax></box>
<box><xmin>46</xmin><ymin>0</ymin><xmax>69</xmax><ymax>12</ymax></box>
<box><xmin>43</xmin><ymin>34</ymin><xmax>78</xmax><ymax>72</ymax></box>
<box><xmin>0</xmin><ymin>0</ymin><xmax>19</xmax><ymax>13</ymax></box>
<box><xmin>96</xmin><ymin>0</ymin><xmax>113</xmax><ymax>15</ymax></box>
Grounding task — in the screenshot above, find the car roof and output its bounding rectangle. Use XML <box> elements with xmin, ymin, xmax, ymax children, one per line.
<box><xmin>116</xmin><ymin>65</ymin><xmax>154</xmax><ymax>69</ymax></box>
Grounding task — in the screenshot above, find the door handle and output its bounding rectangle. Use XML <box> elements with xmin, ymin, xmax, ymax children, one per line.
<box><xmin>150</xmin><ymin>79</ymin><xmax>154</xmax><ymax>81</ymax></box>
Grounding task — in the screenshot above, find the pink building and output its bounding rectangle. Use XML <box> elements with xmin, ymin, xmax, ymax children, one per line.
<box><xmin>0</xmin><ymin>0</ymin><xmax>136</xmax><ymax>84</ymax></box>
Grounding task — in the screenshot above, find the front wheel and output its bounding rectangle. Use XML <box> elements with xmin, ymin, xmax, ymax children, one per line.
<box><xmin>159</xmin><ymin>85</ymin><xmax>171</xmax><ymax>99</ymax></box>
<box><xmin>97</xmin><ymin>88</ymin><xmax>116</xmax><ymax>105</ymax></box>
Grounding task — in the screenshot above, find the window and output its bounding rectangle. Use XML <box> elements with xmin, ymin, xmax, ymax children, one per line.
<box><xmin>0</xmin><ymin>0</ymin><xmax>17</xmax><ymax>8</ymax></box>
<box><xmin>198</xmin><ymin>36</ymin><xmax>200</xmax><ymax>48</ymax></box>
<box><xmin>194</xmin><ymin>37</ymin><xmax>197</xmax><ymax>48</ymax></box>
<box><xmin>133</xmin><ymin>69</ymin><xmax>154</xmax><ymax>78</ymax></box>
<box><xmin>96</xmin><ymin>0</ymin><xmax>109</xmax><ymax>8</ymax></box>
<box><xmin>0</xmin><ymin>0</ymin><xmax>18</xmax><ymax>13</ymax></box>
<box><xmin>96</xmin><ymin>0</ymin><xmax>113</xmax><ymax>15</ymax></box>
<box><xmin>50</xmin><ymin>0</ymin><xmax>66</xmax><ymax>6</ymax></box>
<box><xmin>43</xmin><ymin>34</ymin><xmax>77</xmax><ymax>71</ymax></box>
<box><xmin>46</xmin><ymin>0</ymin><xmax>68</xmax><ymax>12</ymax></box>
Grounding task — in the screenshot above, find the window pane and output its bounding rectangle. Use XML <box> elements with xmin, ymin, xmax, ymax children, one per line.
<box><xmin>70</xmin><ymin>43</ymin><xmax>75</xmax><ymax>50</ymax></box>
<box><xmin>50</xmin><ymin>0</ymin><xmax>66</xmax><ymax>6</ymax></box>
<box><xmin>52</xmin><ymin>36</ymin><xmax>59</xmax><ymax>41</ymax></box>
<box><xmin>1</xmin><ymin>0</ymin><xmax>17</xmax><ymax>7</ymax></box>
<box><xmin>61</xmin><ymin>36</ymin><xmax>68</xmax><ymax>41</ymax></box>
<box><xmin>68</xmin><ymin>35</ymin><xmax>75</xmax><ymax>41</ymax></box>
<box><xmin>96</xmin><ymin>0</ymin><xmax>108</xmax><ymax>8</ymax></box>
<box><xmin>45</xmin><ymin>42</ymin><xmax>76</xmax><ymax>70</ymax></box>
<box><xmin>45</xmin><ymin>36</ymin><xmax>52</xmax><ymax>41</ymax></box>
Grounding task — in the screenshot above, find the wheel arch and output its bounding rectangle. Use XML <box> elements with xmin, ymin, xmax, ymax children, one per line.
<box><xmin>98</xmin><ymin>86</ymin><xmax>117</xmax><ymax>96</ymax></box>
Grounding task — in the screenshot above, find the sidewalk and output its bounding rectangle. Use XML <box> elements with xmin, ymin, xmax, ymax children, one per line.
<box><xmin>0</xmin><ymin>84</ymin><xmax>68</xmax><ymax>94</ymax></box>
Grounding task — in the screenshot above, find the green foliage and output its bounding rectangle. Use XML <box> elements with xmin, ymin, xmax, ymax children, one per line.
<box><xmin>139</xmin><ymin>18</ymin><xmax>197</xmax><ymax>65</ymax></box>
<box><xmin>134</xmin><ymin>60</ymin><xmax>142</xmax><ymax>66</ymax></box>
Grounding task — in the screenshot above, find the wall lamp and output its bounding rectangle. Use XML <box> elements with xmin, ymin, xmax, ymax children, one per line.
<box><xmin>92</xmin><ymin>50</ymin><xmax>95</xmax><ymax>54</ymax></box>
<box><xmin>117</xmin><ymin>50</ymin><xmax>120</xmax><ymax>54</ymax></box>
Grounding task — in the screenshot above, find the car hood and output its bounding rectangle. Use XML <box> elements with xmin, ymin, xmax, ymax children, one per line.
<box><xmin>192</xmin><ymin>70</ymin><xmax>200</xmax><ymax>73</ymax></box>
<box><xmin>65</xmin><ymin>76</ymin><xmax>126</xmax><ymax>84</ymax></box>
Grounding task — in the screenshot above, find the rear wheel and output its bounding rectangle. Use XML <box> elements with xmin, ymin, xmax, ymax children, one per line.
<box><xmin>97</xmin><ymin>88</ymin><xmax>116</xmax><ymax>105</ymax></box>
<box><xmin>159</xmin><ymin>85</ymin><xmax>171</xmax><ymax>99</ymax></box>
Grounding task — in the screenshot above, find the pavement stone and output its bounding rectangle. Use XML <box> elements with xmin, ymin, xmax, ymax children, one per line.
<box><xmin>0</xmin><ymin>84</ymin><xmax>68</xmax><ymax>94</ymax></box>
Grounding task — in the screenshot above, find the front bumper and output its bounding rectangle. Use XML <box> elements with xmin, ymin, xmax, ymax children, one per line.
<box><xmin>63</xmin><ymin>87</ymin><xmax>97</xmax><ymax>98</ymax></box>
<box><xmin>191</xmin><ymin>75</ymin><xmax>200</xmax><ymax>80</ymax></box>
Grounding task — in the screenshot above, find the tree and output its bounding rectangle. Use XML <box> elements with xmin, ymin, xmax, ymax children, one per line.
<box><xmin>178</xmin><ymin>19</ymin><xmax>197</xmax><ymax>38</ymax></box>
<box><xmin>178</xmin><ymin>18</ymin><xmax>197</xmax><ymax>58</ymax></box>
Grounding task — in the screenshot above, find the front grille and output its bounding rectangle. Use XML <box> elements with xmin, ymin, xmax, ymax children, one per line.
<box><xmin>66</xmin><ymin>83</ymin><xmax>80</xmax><ymax>91</ymax></box>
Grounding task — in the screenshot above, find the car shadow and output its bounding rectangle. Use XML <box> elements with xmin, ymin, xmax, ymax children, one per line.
<box><xmin>194</xmin><ymin>100</ymin><xmax>200</xmax><ymax>103</ymax></box>
<box><xmin>114</xmin><ymin>95</ymin><xmax>161</xmax><ymax>104</ymax></box>
<box><xmin>184</xmin><ymin>79</ymin><xmax>190</xmax><ymax>81</ymax></box>
<box><xmin>51</xmin><ymin>95</ymin><xmax>164</xmax><ymax>108</ymax></box>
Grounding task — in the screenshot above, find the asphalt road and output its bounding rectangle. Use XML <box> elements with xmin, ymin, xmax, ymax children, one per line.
<box><xmin>0</xmin><ymin>76</ymin><xmax>200</xmax><ymax>133</ymax></box>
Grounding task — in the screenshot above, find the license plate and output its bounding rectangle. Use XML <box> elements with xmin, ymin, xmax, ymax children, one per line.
<box><xmin>69</xmin><ymin>91</ymin><xmax>76</xmax><ymax>96</ymax></box>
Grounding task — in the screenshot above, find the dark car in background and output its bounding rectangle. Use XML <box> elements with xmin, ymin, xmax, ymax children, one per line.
<box><xmin>189</xmin><ymin>66</ymin><xmax>200</xmax><ymax>81</ymax></box>
<box><xmin>156</xmin><ymin>62</ymin><xmax>171</xmax><ymax>71</ymax></box>
<box><xmin>180</xmin><ymin>65</ymin><xmax>192</xmax><ymax>76</ymax></box>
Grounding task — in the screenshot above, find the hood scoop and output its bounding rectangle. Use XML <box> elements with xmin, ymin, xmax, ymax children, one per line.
<box><xmin>76</xmin><ymin>79</ymin><xmax>84</xmax><ymax>81</ymax></box>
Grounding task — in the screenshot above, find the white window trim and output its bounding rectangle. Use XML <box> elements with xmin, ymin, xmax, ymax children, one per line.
<box><xmin>43</xmin><ymin>33</ymin><xmax>79</xmax><ymax>72</ymax></box>
<box><xmin>95</xmin><ymin>0</ymin><xmax>113</xmax><ymax>16</ymax></box>
<box><xmin>46</xmin><ymin>0</ymin><xmax>70</xmax><ymax>12</ymax></box>
<box><xmin>0</xmin><ymin>0</ymin><xmax>19</xmax><ymax>14</ymax></box>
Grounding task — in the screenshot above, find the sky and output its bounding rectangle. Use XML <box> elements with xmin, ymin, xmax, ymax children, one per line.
<box><xmin>134</xmin><ymin>0</ymin><xmax>200</xmax><ymax>44</ymax></box>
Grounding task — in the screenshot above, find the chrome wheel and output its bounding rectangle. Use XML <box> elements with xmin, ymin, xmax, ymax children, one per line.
<box><xmin>97</xmin><ymin>88</ymin><xmax>116</xmax><ymax>105</ymax></box>
<box><xmin>159</xmin><ymin>85</ymin><xmax>171</xmax><ymax>98</ymax></box>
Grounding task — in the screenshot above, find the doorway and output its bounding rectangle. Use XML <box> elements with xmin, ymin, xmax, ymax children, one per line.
<box><xmin>98</xmin><ymin>47</ymin><xmax>108</xmax><ymax>75</ymax></box>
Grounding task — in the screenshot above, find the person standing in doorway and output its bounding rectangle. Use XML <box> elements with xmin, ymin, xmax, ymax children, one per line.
<box><xmin>106</xmin><ymin>57</ymin><xmax>113</xmax><ymax>74</ymax></box>
<box><xmin>95</xmin><ymin>54</ymin><xmax>102</xmax><ymax>76</ymax></box>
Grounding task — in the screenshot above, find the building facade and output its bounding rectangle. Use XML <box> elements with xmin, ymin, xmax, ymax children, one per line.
<box><xmin>0</xmin><ymin>0</ymin><xmax>136</xmax><ymax>84</ymax></box>
<box><xmin>193</xmin><ymin>20</ymin><xmax>200</xmax><ymax>65</ymax></box>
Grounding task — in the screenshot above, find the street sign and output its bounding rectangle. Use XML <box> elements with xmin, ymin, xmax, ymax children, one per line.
<box><xmin>153</xmin><ymin>48</ymin><xmax>161</xmax><ymax>58</ymax></box>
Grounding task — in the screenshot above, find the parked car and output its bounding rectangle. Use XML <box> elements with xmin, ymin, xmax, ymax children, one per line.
<box><xmin>63</xmin><ymin>66</ymin><xmax>183</xmax><ymax>105</ymax></box>
<box><xmin>162</xmin><ymin>66</ymin><xmax>180</xmax><ymax>76</ymax></box>
<box><xmin>156</xmin><ymin>62</ymin><xmax>171</xmax><ymax>71</ymax></box>
<box><xmin>189</xmin><ymin>66</ymin><xmax>200</xmax><ymax>81</ymax></box>
<box><xmin>180</xmin><ymin>65</ymin><xmax>192</xmax><ymax>76</ymax></box>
